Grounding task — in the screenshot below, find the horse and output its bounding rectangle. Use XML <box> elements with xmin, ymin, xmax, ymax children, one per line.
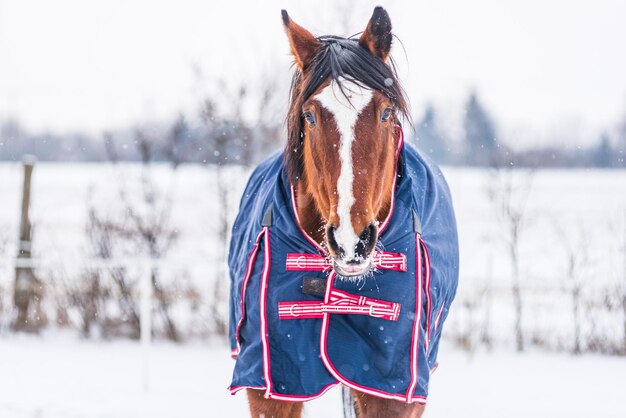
<box><xmin>227</xmin><ymin>7</ymin><xmax>459</xmax><ymax>418</ymax></box>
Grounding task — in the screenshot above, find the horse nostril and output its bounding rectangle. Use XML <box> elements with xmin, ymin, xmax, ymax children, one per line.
<box><xmin>326</xmin><ymin>225</ymin><xmax>345</xmax><ymax>258</ymax></box>
<box><xmin>360</xmin><ymin>224</ymin><xmax>372</xmax><ymax>243</ymax></box>
<box><xmin>355</xmin><ymin>223</ymin><xmax>378</xmax><ymax>260</ymax></box>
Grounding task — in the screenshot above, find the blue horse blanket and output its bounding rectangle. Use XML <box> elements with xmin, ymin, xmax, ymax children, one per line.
<box><xmin>228</xmin><ymin>137</ymin><xmax>459</xmax><ymax>404</ymax></box>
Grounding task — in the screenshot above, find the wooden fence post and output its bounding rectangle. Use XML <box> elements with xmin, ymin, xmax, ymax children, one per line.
<box><xmin>13</xmin><ymin>156</ymin><xmax>44</xmax><ymax>332</ymax></box>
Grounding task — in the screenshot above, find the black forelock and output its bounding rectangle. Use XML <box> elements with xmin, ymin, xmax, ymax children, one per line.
<box><xmin>302</xmin><ymin>36</ymin><xmax>406</xmax><ymax>111</ymax></box>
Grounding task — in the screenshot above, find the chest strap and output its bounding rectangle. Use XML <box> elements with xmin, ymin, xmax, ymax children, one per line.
<box><xmin>286</xmin><ymin>251</ymin><xmax>407</xmax><ymax>272</ymax></box>
<box><xmin>278</xmin><ymin>288</ymin><xmax>401</xmax><ymax>321</ymax></box>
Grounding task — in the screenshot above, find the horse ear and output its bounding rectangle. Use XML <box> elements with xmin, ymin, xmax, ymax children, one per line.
<box><xmin>359</xmin><ymin>6</ymin><xmax>393</xmax><ymax>61</ymax></box>
<box><xmin>281</xmin><ymin>10</ymin><xmax>319</xmax><ymax>70</ymax></box>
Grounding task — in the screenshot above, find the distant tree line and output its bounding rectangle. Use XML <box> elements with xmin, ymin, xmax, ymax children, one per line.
<box><xmin>412</xmin><ymin>91</ymin><xmax>626</xmax><ymax>168</ymax></box>
<box><xmin>1</xmin><ymin>90</ymin><xmax>625</xmax><ymax>168</ymax></box>
<box><xmin>0</xmin><ymin>79</ymin><xmax>283</xmax><ymax>167</ymax></box>
<box><xmin>0</xmin><ymin>116</ymin><xmax>280</xmax><ymax>167</ymax></box>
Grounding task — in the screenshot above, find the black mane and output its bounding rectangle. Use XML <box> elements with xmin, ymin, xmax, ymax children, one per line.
<box><xmin>286</xmin><ymin>35</ymin><xmax>409</xmax><ymax>184</ymax></box>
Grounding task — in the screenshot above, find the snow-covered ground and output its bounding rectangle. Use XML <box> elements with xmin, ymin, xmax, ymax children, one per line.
<box><xmin>1</xmin><ymin>336</ymin><xmax>625</xmax><ymax>418</ymax></box>
<box><xmin>1</xmin><ymin>163</ymin><xmax>625</xmax><ymax>348</ymax></box>
<box><xmin>0</xmin><ymin>163</ymin><xmax>625</xmax><ymax>417</ymax></box>
<box><xmin>0</xmin><ymin>163</ymin><xmax>624</xmax><ymax>282</ymax></box>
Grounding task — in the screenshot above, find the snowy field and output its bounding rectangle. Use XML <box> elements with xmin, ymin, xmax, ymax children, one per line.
<box><xmin>1</xmin><ymin>163</ymin><xmax>625</xmax><ymax>347</ymax></box>
<box><xmin>0</xmin><ymin>163</ymin><xmax>625</xmax><ymax>417</ymax></box>
<box><xmin>0</xmin><ymin>162</ymin><xmax>623</xmax><ymax>282</ymax></box>
<box><xmin>1</xmin><ymin>336</ymin><xmax>625</xmax><ymax>418</ymax></box>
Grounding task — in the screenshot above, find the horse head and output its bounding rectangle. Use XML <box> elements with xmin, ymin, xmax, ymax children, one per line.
<box><xmin>283</xmin><ymin>7</ymin><xmax>409</xmax><ymax>277</ymax></box>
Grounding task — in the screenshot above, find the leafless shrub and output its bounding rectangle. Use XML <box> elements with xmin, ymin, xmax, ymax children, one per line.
<box><xmin>55</xmin><ymin>122</ymin><xmax>195</xmax><ymax>341</ymax></box>
<box><xmin>0</xmin><ymin>231</ymin><xmax>9</xmax><ymax>333</ymax></box>
<box><xmin>446</xmin><ymin>281</ymin><xmax>493</xmax><ymax>355</ymax></box>
<box><xmin>583</xmin><ymin>287</ymin><xmax>624</xmax><ymax>355</ymax></box>
<box><xmin>486</xmin><ymin>167</ymin><xmax>534</xmax><ymax>352</ymax></box>
<box><xmin>618</xmin><ymin>212</ymin><xmax>626</xmax><ymax>355</ymax></box>
<box><xmin>196</xmin><ymin>77</ymin><xmax>282</xmax><ymax>336</ymax></box>
<box><xmin>553</xmin><ymin>220</ymin><xmax>589</xmax><ymax>354</ymax></box>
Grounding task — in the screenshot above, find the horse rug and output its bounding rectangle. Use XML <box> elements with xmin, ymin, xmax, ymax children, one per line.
<box><xmin>228</xmin><ymin>133</ymin><xmax>459</xmax><ymax>404</ymax></box>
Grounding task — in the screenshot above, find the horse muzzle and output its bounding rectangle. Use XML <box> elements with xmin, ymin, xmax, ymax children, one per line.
<box><xmin>327</xmin><ymin>223</ymin><xmax>378</xmax><ymax>277</ymax></box>
<box><xmin>333</xmin><ymin>258</ymin><xmax>373</xmax><ymax>277</ymax></box>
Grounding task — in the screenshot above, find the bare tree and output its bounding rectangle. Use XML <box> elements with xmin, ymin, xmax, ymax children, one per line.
<box><xmin>0</xmin><ymin>230</ymin><xmax>8</xmax><ymax>332</ymax></box>
<box><xmin>126</xmin><ymin>128</ymin><xmax>181</xmax><ymax>341</ymax></box>
<box><xmin>486</xmin><ymin>167</ymin><xmax>534</xmax><ymax>351</ymax></box>
<box><xmin>554</xmin><ymin>220</ymin><xmax>589</xmax><ymax>354</ymax></box>
<box><xmin>480</xmin><ymin>254</ymin><xmax>494</xmax><ymax>350</ymax></box>
<box><xmin>66</xmin><ymin>123</ymin><xmax>187</xmax><ymax>341</ymax></box>
<box><xmin>196</xmin><ymin>75</ymin><xmax>282</xmax><ymax>335</ymax></box>
<box><xmin>200</xmin><ymin>97</ymin><xmax>234</xmax><ymax>336</ymax></box>
<box><xmin>83</xmin><ymin>207</ymin><xmax>142</xmax><ymax>338</ymax></box>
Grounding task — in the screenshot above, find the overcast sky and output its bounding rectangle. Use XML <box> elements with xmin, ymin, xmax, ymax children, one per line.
<box><xmin>1</xmin><ymin>0</ymin><xmax>625</xmax><ymax>148</ymax></box>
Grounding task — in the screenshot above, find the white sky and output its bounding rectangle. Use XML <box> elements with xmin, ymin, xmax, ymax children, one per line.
<box><xmin>1</xmin><ymin>0</ymin><xmax>625</xmax><ymax>148</ymax></box>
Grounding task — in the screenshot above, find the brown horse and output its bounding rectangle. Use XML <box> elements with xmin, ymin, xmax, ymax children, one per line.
<box><xmin>246</xmin><ymin>7</ymin><xmax>425</xmax><ymax>418</ymax></box>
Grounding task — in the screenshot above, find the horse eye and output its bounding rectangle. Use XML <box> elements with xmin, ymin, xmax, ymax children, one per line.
<box><xmin>381</xmin><ymin>108</ymin><xmax>393</xmax><ymax>123</ymax></box>
<box><xmin>303</xmin><ymin>111</ymin><xmax>316</xmax><ymax>127</ymax></box>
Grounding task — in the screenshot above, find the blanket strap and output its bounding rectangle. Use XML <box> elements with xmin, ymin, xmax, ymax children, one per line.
<box><xmin>413</xmin><ymin>210</ymin><xmax>422</xmax><ymax>235</ymax></box>
<box><xmin>278</xmin><ymin>289</ymin><xmax>401</xmax><ymax>321</ymax></box>
<box><xmin>285</xmin><ymin>251</ymin><xmax>407</xmax><ymax>272</ymax></box>
<box><xmin>261</xmin><ymin>204</ymin><xmax>273</xmax><ymax>227</ymax></box>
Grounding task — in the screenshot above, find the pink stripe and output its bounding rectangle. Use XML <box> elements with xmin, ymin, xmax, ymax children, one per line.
<box><xmin>258</xmin><ymin>227</ymin><xmax>273</xmax><ymax>398</ymax></box>
<box><xmin>285</xmin><ymin>253</ymin><xmax>331</xmax><ymax>271</ymax></box>
<box><xmin>278</xmin><ymin>306</ymin><xmax>399</xmax><ymax>320</ymax></box>
<box><xmin>229</xmin><ymin>382</ymin><xmax>341</xmax><ymax>402</ymax></box>
<box><xmin>246</xmin><ymin>126</ymin><xmax>428</xmax><ymax>403</ymax></box>
<box><xmin>285</xmin><ymin>251</ymin><xmax>407</xmax><ymax>272</ymax></box>
<box><xmin>234</xmin><ymin>229</ymin><xmax>266</xmax><ymax>352</ymax></box>
<box><xmin>422</xmin><ymin>240</ymin><xmax>433</xmax><ymax>354</ymax></box>
<box><xmin>278</xmin><ymin>290</ymin><xmax>400</xmax><ymax>321</ymax></box>
<box><xmin>372</xmin><ymin>251</ymin><xmax>408</xmax><ymax>272</ymax></box>
<box><xmin>329</xmin><ymin>289</ymin><xmax>400</xmax><ymax>316</ymax></box>
<box><xmin>319</xmin><ymin>271</ymin><xmax>427</xmax><ymax>405</ymax></box>
<box><xmin>267</xmin><ymin>382</ymin><xmax>339</xmax><ymax>401</ymax></box>
<box><xmin>255</xmin><ymin>229</ymin><xmax>342</xmax><ymax>401</ymax></box>
<box><xmin>229</xmin><ymin>385</ymin><xmax>266</xmax><ymax>395</ymax></box>
<box><xmin>406</xmin><ymin>235</ymin><xmax>424</xmax><ymax>402</ymax></box>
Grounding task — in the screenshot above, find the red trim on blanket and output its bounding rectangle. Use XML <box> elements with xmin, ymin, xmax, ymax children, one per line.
<box><xmin>241</xmin><ymin>227</ymin><xmax>345</xmax><ymax>402</ymax></box>
<box><xmin>278</xmin><ymin>289</ymin><xmax>401</xmax><ymax>321</ymax></box>
<box><xmin>234</xmin><ymin>229</ymin><xmax>266</xmax><ymax>355</ymax></box>
<box><xmin>228</xmin><ymin>382</ymin><xmax>340</xmax><ymax>402</ymax></box>
<box><xmin>421</xmin><ymin>240</ymin><xmax>433</xmax><ymax>354</ymax></box>
<box><xmin>258</xmin><ymin>227</ymin><xmax>273</xmax><ymax>398</ymax></box>
<box><xmin>240</xmin><ymin>126</ymin><xmax>432</xmax><ymax>403</ymax></box>
<box><xmin>229</xmin><ymin>385</ymin><xmax>266</xmax><ymax>395</ymax></box>
<box><xmin>319</xmin><ymin>271</ymin><xmax>427</xmax><ymax>405</ymax></box>
<box><xmin>266</xmin><ymin>382</ymin><xmax>339</xmax><ymax>401</ymax></box>
<box><xmin>405</xmin><ymin>235</ymin><xmax>425</xmax><ymax>402</ymax></box>
<box><xmin>285</xmin><ymin>251</ymin><xmax>407</xmax><ymax>272</ymax></box>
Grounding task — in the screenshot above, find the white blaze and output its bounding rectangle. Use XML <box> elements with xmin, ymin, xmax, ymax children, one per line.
<box><xmin>315</xmin><ymin>78</ymin><xmax>373</xmax><ymax>260</ymax></box>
